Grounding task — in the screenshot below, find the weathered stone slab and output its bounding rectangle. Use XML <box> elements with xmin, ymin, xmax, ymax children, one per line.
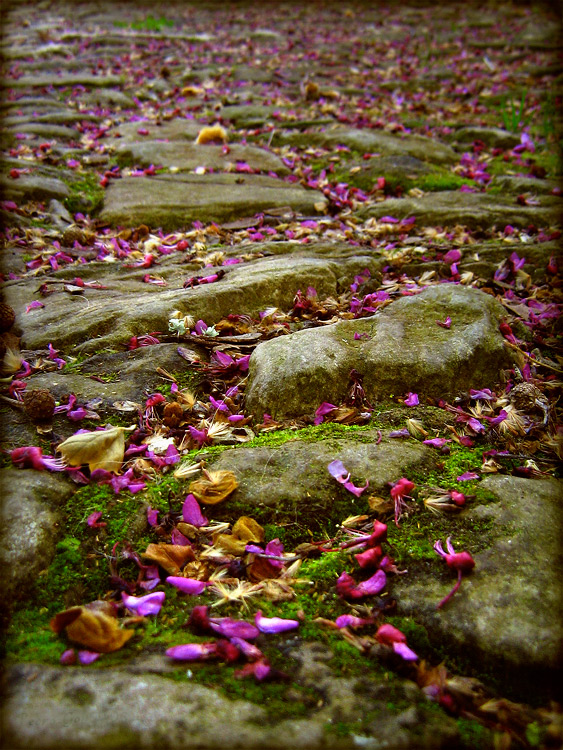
<box><xmin>0</xmin><ymin>659</ymin><xmax>457</xmax><ymax>750</ymax></box>
<box><xmin>107</xmin><ymin>119</ymin><xmax>203</xmax><ymax>143</ymax></box>
<box><xmin>114</xmin><ymin>141</ymin><xmax>289</xmax><ymax>174</ymax></box>
<box><xmin>0</xmin><ymin>174</ymin><xmax>69</xmax><ymax>202</ymax></box>
<box><xmin>7</xmin><ymin>255</ymin><xmax>375</xmax><ymax>352</ymax></box>
<box><xmin>4</xmin><ymin>122</ymin><xmax>78</xmax><ymax>140</ymax></box>
<box><xmin>395</xmin><ymin>476</ymin><xmax>563</xmax><ymax>686</ymax></box>
<box><xmin>1</xmin><ymin>74</ymin><xmax>123</xmax><ymax>88</ymax></box>
<box><xmin>246</xmin><ymin>284</ymin><xmax>512</xmax><ymax>419</ymax></box>
<box><xmin>211</xmin><ymin>433</ymin><xmax>434</xmax><ymax>511</ymax></box>
<box><xmin>99</xmin><ymin>173</ymin><xmax>327</xmax><ymax>229</ymax></box>
<box><xmin>357</xmin><ymin>190</ymin><xmax>562</xmax><ymax>229</ymax></box>
<box><xmin>0</xmin><ymin>469</ymin><xmax>74</xmax><ymax>610</ymax></box>
<box><xmin>220</xmin><ymin>105</ymin><xmax>278</xmax><ymax>127</ymax></box>
<box><xmin>449</xmin><ymin>126</ymin><xmax>520</xmax><ymax>150</ymax></box>
<box><xmin>277</xmin><ymin>127</ymin><xmax>458</xmax><ymax>165</ymax></box>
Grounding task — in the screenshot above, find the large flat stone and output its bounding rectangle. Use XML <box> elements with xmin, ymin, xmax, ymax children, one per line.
<box><xmin>277</xmin><ymin>127</ymin><xmax>457</xmax><ymax>165</ymax></box>
<box><xmin>246</xmin><ymin>284</ymin><xmax>512</xmax><ymax>419</ymax></box>
<box><xmin>7</xmin><ymin>255</ymin><xmax>374</xmax><ymax>352</ymax></box>
<box><xmin>395</xmin><ymin>476</ymin><xmax>563</xmax><ymax>688</ymax></box>
<box><xmin>1</xmin><ymin>74</ymin><xmax>123</xmax><ymax>88</ymax></box>
<box><xmin>0</xmin><ymin>174</ymin><xmax>70</xmax><ymax>202</ymax></box>
<box><xmin>99</xmin><ymin>173</ymin><xmax>327</xmax><ymax>230</ymax></box>
<box><xmin>0</xmin><ymin>469</ymin><xmax>74</xmax><ymax>611</ymax></box>
<box><xmin>114</xmin><ymin>141</ymin><xmax>289</xmax><ymax>174</ymax></box>
<box><xmin>358</xmin><ymin>191</ymin><xmax>562</xmax><ymax>229</ymax></box>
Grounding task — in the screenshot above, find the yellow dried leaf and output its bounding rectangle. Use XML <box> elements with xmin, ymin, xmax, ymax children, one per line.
<box><xmin>189</xmin><ymin>469</ymin><xmax>238</xmax><ymax>505</ymax></box>
<box><xmin>141</xmin><ymin>543</ymin><xmax>195</xmax><ymax>575</ymax></box>
<box><xmin>57</xmin><ymin>426</ymin><xmax>134</xmax><ymax>473</ymax></box>
<box><xmin>195</xmin><ymin>124</ymin><xmax>227</xmax><ymax>145</ymax></box>
<box><xmin>50</xmin><ymin>603</ymin><xmax>134</xmax><ymax>653</ymax></box>
<box><xmin>214</xmin><ymin>516</ymin><xmax>264</xmax><ymax>556</ymax></box>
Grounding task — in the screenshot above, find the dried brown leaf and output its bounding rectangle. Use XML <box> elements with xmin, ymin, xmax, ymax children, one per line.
<box><xmin>141</xmin><ymin>543</ymin><xmax>195</xmax><ymax>575</ymax></box>
<box><xmin>57</xmin><ymin>426</ymin><xmax>134</xmax><ymax>472</ymax></box>
<box><xmin>50</xmin><ymin>602</ymin><xmax>134</xmax><ymax>653</ymax></box>
<box><xmin>189</xmin><ymin>469</ymin><xmax>238</xmax><ymax>505</ymax></box>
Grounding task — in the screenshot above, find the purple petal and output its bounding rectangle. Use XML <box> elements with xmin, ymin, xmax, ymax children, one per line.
<box><xmin>355</xmin><ymin>569</ymin><xmax>387</xmax><ymax>597</ymax></box>
<box><xmin>171</xmin><ymin>528</ymin><xmax>192</xmax><ymax>546</ymax></box>
<box><xmin>404</xmin><ymin>392</ymin><xmax>419</xmax><ymax>407</ymax></box>
<box><xmin>166</xmin><ymin>643</ymin><xmax>217</xmax><ymax>661</ymax></box>
<box><xmin>78</xmin><ymin>650</ymin><xmax>101</xmax><ymax>665</ymax></box>
<box><xmin>328</xmin><ymin>459</ymin><xmax>349</xmax><ymax>483</ymax></box>
<box><xmin>209</xmin><ymin>618</ymin><xmax>259</xmax><ymax>640</ymax></box>
<box><xmin>343</xmin><ymin>478</ymin><xmax>369</xmax><ymax>497</ymax></box>
<box><xmin>60</xmin><ymin>649</ymin><xmax>77</xmax><ymax>665</ymax></box>
<box><xmin>423</xmin><ymin>438</ymin><xmax>450</xmax><ymax>449</ymax></box>
<box><xmin>182</xmin><ymin>494</ymin><xmax>208</xmax><ymax>527</ymax></box>
<box><xmin>121</xmin><ymin>590</ymin><xmax>165</xmax><ymax>616</ymax></box>
<box><xmin>335</xmin><ymin>615</ymin><xmax>371</xmax><ymax>629</ymax></box>
<box><xmin>166</xmin><ymin>577</ymin><xmax>208</xmax><ymax>595</ymax></box>
<box><xmin>456</xmin><ymin>471</ymin><xmax>480</xmax><ymax>481</ymax></box>
<box><xmin>146</xmin><ymin>507</ymin><xmax>159</xmax><ymax>527</ymax></box>
<box><xmin>392</xmin><ymin>642</ymin><xmax>418</xmax><ymax>661</ymax></box>
<box><xmin>254</xmin><ymin>610</ymin><xmax>299</xmax><ymax>634</ymax></box>
<box><xmin>229</xmin><ymin>637</ymin><xmax>264</xmax><ymax>661</ymax></box>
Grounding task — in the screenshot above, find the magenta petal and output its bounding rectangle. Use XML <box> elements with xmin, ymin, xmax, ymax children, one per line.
<box><xmin>254</xmin><ymin>610</ymin><xmax>299</xmax><ymax>634</ymax></box>
<box><xmin>356</xmin><ymin>569</ymin><xmax>387</xmax><ymax>597</ymax></box>
<box><xmin>166</xmin><ymin>642</ymin><xmax>217</xmax><ymax>661</ymax></box>
<box><xmin>182</xmin><ymin>494</ymin><xmax>208</xmax><ymax>527</ymax></box>
<box><xmin>393</xmin><ymin>642</ymin><xmax>418</xmax><ymax>660</ymax></box>
<box><xmin>78</xmin><ymin>650</ymin><xmax>101</xmax><ymax>665</ymax></box>
<box><xmin>328</xmin><ymin>459</ymin><xmax>349</xmax><ymax>483</ymax></box>
<box><xmin>121</xmin><ymin>590</ymin><xmax>165</xmax><ymax>616</ymax></box>
<box><xmin>166</xmin><ymin>577</ymin><xmax>208</xmax><ymax>595</ymax></box>
<box><xmin>343</xmin><ymin>478</ymin><xmax>369</xmax><ymax>497</ymax></box>
<box><xmin>229</xmin><ymin>637</ymin><xmax>264</xmax><ymax>661</ymax></box>
<box><xmin>404</xmin><ymin>392</ymin><xmax>419</xmax><ymax>407</ymax></box>
<box><xmin>209</xmin><ymin>618</ymin><xmax>259</xmax><ymax>640</ymax></box>
<box><xmin>335</xmin><ymin>614</ymin><xmax>371</xmax><ymax>629</ymax></box>
<box><xmin>60</xmin><ymin>649</ymin><xmax>77</xmax><ymax>665</ymax></box>
<box><xmin>170</xmin><ymin>528</ymin><xmax>192</xmax><ymax>546</ymax></box>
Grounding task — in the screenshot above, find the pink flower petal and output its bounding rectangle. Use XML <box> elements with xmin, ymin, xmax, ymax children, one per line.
<box><xmin>166</xmin><ymin>577</ymin><xmax>209</xmax><ymax>595</ymax></box>
<box><xmin>121</xmin><ymin>591</ymin><xmax>165</xmax><ymax>616</ymax></box>
<box><xmin>254</xmin><ymin>610</ymin><xmax>299</xmax><ymax>634</ymax></box>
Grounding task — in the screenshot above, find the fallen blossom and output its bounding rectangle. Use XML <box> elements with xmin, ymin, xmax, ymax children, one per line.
<box><xmin>335</xmin><ymin>614</ymin><xmax>375</xmax><ymax>629</ymax></box>
<box><xmin>166</xmin><ymin>642</ymin><xmax>218</xmax><ymax>661</ymax></box>
<box><xmin>336</xmin><ymin>569</ymin><xmax>387</xmax><ymax>600</ymax></box>
<box><xmin>254</xmin><ymin>611</ymin><xmax>300</xmax><ymax>634</ymax></box>
<box><xmin>182</xmin><ymin>493</ymin><xmax>208</xmax><ymax>526</ymax></box>
<box><xmin>404</xmin><ymin>392</ymin><xmax>419</xmax><ymax>407</ymax></box>
<box><xmin>121</xmin><ymin>591</ymin><xmax>165</xmax><ymax>616</ymax></box>
<box><xmin>87</xmin><ymin>511</ymin><xmax>106</xmax><ymax>528</ymax></box>
<box><xmin>376</xmin><ymin>624</ymin><xmax>418</xmax><ymax>661</ymax></box>
<box><xmin>434</xmin><ymin>538</ymin><xmax>475</xmax><ymax>609</ymax></box>
<box><xmin>389</xmin><ymin>477</ymin><xmax>415</xmax><ymax>526</ymax></box>
<box><xmin>328</xmin><ymin>459</ymin><xmax>369</xmax><ymax>497</ymax></box>
<box><xmin>166</xmin><ymin>576</ymin><xmax>209</xmax><ymax>595</ymax></box>
<box><xmin>456</xmin><ymin>471</ymin><xmax>480</xmax><ymax>481</ymax></box>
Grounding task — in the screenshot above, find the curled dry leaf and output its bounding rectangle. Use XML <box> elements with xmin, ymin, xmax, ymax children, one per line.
<box><xmin>189</xmin><ymin>469</ymin><xmax>238</xmax><ymax>505</ymax></box>
<box><xmin>215</xmin><ymin>515</ymin><xmax>264</xmax><ymax>555</ymax></box>
<box><xmin>142</xmin><ymin>543</ymin><xmax>196</xmax><ymax>575</ymax></box>
<box><xmin>50</xmin><ymin>601</ymin><xmax>134</xmax><ymax>653</ymax></box>
<box><xmin>57</xmin><ymin>426</ymin><xmax>135</xmax><ymax>473</ymax></box>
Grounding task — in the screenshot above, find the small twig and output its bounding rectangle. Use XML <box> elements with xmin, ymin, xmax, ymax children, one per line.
<box><xmin>0</xmin><ymin>394</ymin><xmax>23</xmax><ymax>409</ymax></box>
<box><xmin>504</xmin><ymin>340</ymin><xmax>563</xmax><ymax>374</ymax></box>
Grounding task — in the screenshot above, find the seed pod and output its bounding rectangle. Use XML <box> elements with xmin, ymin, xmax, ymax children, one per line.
<box><xmin>0</xmin><ymin>303</ymin><xmax>16</xmax><ymax>333</ymax></box>
<box><xmin>22</xmin><ymin>389</ymin><xmax>56</xmax><ymax>421</ymax></box>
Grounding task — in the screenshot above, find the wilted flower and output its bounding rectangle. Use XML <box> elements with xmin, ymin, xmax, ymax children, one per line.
<box><xmin>328</xmin><ymin>460</ymin><xmax>369</xmax><ymax>497</ymax></box>
<box><xmin>434</xmin><ymin>537</ymin><xmax>475</xmax><ymax>609</ymax></box>
<box><xmin>375</xmin><ymin>623</ymin><xmax>418</xmax><ymax>661</ymax></box>
<box><xmin>389</xmin><ymin>477</ymin><xmax>415</xmax><ymax>526</ymax></box>
<box><xmin>336</xmin><ymin>569</ymin><xmax>387</xmax><ymax>600</ymax></box>
<box><xmin>165</xmin><ymin>576</ymin><xmax>209</xmax><ymax>595</ymax></box>
<box><xmin>121</xmin><ymin>591</ymin><xmax>165</xmax><ymax>616</ymax></box>
<box><xmin>254</xmin><ymin>611</ymin><xmax>299</xmax><ymax>634</ymax></box>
